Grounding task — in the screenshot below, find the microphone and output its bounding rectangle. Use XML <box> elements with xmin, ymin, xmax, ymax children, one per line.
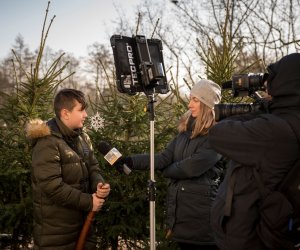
<box><xmin>221</xmin><ymin>80</ymin><xmax>232</xmax><ymax>89</ymax></box>
<box><xmin>98</xmin><ymin>141</ymin><xmax>132</xmax><ymax>175</ymax></box>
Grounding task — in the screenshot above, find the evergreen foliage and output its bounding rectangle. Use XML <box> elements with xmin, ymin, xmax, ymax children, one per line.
<box><xmin>0</xmin><ymin>2</ymin><xmax>74</xmax><ymax>249</ymax></box>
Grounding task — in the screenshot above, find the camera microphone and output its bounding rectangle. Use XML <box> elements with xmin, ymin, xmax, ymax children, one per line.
<box><xmin>98</xmin><ymin>141</ymin><xmax>132</xmax><ymax>175</ymax></box>
<box><xmin>221</xmin><ymin>80</ymin><xmax>233</xmax><ymax>89</ymax></box>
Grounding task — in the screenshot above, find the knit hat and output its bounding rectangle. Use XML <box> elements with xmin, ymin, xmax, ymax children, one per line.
<box><xmin>190</xmin><ymin>79</ymin><xmax>222</xmax><ymax>109</ymax></box>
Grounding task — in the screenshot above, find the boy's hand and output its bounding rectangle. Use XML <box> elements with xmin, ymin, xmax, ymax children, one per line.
<box><xmin>96</xmin><ymin>183</ymin><xmax>110</xmax><ymax>199</ymax></box>
<box><xmin>92</xmin><ymin>193</ymin><xmax>105</xmax><ymax>212</ymax></box>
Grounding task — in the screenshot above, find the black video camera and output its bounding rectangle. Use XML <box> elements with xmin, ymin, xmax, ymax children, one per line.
<box><xmin>215</xmin><ymin>73</ymin><xmax>270</xmax><ymax>121</ymax></box>
<box><xmin>222</xmin><ymin>73</ymin><xmax>268</xmax><ymax>97</ymax></box>
<box><xmin>110</xmin><ymin>35</ymin><xmax>169</xmax><ymax>95</ymax></box>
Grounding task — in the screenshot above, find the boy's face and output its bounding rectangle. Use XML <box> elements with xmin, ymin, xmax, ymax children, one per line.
<box><xmin>61</xmin><ymin>100</ymin><xmax>87</xmax><ymax>129</ymax></box>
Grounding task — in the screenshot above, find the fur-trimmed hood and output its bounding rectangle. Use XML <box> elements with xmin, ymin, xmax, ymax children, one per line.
<box><xmin>26</xmin><ymin>119</ymin><xmax>51</xmax><ymax>140</ymax></box>
<box><xmin>26</xmin><ymin>117</ymin><xmax>85</xmax><ymax>148</ymax></box>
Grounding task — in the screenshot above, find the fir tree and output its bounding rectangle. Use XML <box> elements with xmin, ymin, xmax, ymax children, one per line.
<box><xmin>0</xmin><ymin>2</ymin><xmax>73</xmax><ymax>248</ymax></box>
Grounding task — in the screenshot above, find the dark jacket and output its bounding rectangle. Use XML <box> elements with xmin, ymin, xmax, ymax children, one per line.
<box><xmin>131</xmin><ymin>125</ymin><xmax>222</xmax><ymax>245</ymax></box>
<box><xmin>28</xmin><ymin>117</ymin><xmax>104</xmax><ymax>250</ymax></box>
<box><xmin>208</xmin><ymin>53</ymin><xmax>300</xmax><ymax>250</ymax></box>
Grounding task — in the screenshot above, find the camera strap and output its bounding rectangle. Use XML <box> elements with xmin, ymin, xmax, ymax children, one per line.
<box><xmin>224</xmin><ymin>163</ymin><xmax>244</xmax><ymax>217</ymax></box>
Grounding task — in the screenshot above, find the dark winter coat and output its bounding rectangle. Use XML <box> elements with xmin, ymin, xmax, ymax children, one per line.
<box><xmin>208</xmin><ymin>53</ymin><xmax>300</xmax><ymax>250</ymax></box>
<box><xmin>130</xmin><ymin>126</ymin><xmax>222</xmax><ymax>245</ymax></box>
<box><xmin>28</xmin><ymin>117</ymin><xmax>104</xmax><ymax>250</ymax></box>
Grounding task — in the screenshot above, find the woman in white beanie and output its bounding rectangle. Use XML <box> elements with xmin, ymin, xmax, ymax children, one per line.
<box><xmin>122</xmin><ymin>79</ymin><xmax>223</xmax><ymax>249</ymax></box>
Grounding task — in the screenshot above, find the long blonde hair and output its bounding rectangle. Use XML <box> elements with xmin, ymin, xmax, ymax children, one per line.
<box><xmin>178</xmin><ymin>101</ymin><xmax>216</xmax><ymax>138</ymax></box>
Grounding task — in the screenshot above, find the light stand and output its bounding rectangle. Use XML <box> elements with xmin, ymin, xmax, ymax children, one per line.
<box><xmin>147</xmin><ymin>93</ymin><xmax>156</xmax><ymax>250</ymax></box>
<box><xmin>110</xmin><ymin>34</ymin><xmax>169</xmax><ymax>250</ymax></box>
<box><xmin>135</xmin><ymin>36</ymin><xmax>161</xmax><ymax>250</ymax></box>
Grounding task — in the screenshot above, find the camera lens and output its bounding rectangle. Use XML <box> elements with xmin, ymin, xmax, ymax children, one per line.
<box><xmin>215</xmin><ymin>103</ymin><xmax>252</xmax><ymax>121</ymax></box>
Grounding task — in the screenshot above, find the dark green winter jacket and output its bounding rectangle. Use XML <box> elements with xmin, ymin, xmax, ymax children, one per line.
<box><xmin>27</xmin><ymin>117</ymin><xmax>104</xmax><ymax>250</ymax></box>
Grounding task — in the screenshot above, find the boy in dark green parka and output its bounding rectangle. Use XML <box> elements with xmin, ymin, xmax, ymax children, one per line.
<box><xmin>27</xmin><ymin>89</ymin><xmax>110</xmax><ymax>250</ymax></box>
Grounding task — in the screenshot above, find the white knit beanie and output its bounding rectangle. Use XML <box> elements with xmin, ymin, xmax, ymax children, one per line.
<box><xmin>190</xmin><ymin>79</ymin><xmax>222</xmax><ymax>108</ymax></box>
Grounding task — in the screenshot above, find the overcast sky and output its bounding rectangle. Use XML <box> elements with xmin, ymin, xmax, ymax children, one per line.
<box><xmin>0</xmin><ymin>0</ymin><xmax>141</xmax><ymax>59</ymax></box>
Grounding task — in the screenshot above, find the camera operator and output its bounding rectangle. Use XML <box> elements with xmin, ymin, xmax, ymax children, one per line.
<box><xmin>207</xmin><ymin>53</ymin><xmax>300</xmax><ymax>249</ymax></box>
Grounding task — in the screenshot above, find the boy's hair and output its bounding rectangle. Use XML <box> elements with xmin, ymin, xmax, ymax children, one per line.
<box><xmin>54</xmin><ymin>89</ymin><xmax>88</xmax><ymax>118</ymax></box>
<box><xmin>178</xmin><ymin>101</ymin><xmax>216</xmax><ymax>138</ymax></box>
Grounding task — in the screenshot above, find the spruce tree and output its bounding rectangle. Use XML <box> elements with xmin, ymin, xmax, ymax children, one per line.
<box><xmin>0</xmin><ymin>2</ymin><xmax>73</xmax><ymax>248</ymax></box>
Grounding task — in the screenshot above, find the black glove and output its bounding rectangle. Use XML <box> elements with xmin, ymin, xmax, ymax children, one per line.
<box><xmin>121</xmin><ymin>156</ymin><xmax>133</xmax><ymax>168</ymax></box>
<box><xmin>114</xmin><ymin>156</ymin><xmax>133</xmax><ymax>174</ymax></box>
